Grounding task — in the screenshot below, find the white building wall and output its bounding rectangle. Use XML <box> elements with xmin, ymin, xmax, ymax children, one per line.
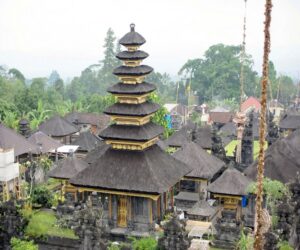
<box><xmin>0</xmin><ymin>149</ymin><xmax>19</xmax><ymax>182</ymax></box>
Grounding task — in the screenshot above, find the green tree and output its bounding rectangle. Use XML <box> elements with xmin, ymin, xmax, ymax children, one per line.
<box><xmin>27</xmin><ymin>99</ymin><xmax>51</xmax><ymax>129</ymax></box>
<box><xmin>179</xmin><ymin>44</ymin><xmax>258</xmax><ymax>102</ymax></box>
<box><xmin>8</xmin><ymin>68</ymin><xmax>25</xmax><ymax>83</ymax></box>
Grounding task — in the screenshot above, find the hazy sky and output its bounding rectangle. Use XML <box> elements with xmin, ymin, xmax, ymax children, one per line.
<box><xmin>0</xmin><ymin>0</ymin><xmax>299</xmax><ymax>80</ymax></box>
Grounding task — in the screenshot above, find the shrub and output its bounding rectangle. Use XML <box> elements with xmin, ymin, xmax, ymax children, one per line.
<box><xmin>10</xmin><ymin>237</ymin><xmax>38</xmax><ymax>250</ymax></box>
<box><xmin>130</xmin><ymin>237</ymin><xmax>158</xmax><ymax>250</ymax></box>
<box><xmin>31</xmin><ymin>185</ymin><xmax>53</xmax><ymax>208</ymax></box>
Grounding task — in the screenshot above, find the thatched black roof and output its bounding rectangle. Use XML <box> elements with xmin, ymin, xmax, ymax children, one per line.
<box><xmin>193</xmin><ymin>125</ymin><xmax>212</xmax><ymax>149</ymax></box>
<box><xmin>64</xmin><ymin>112</ymin><xmax>110</xmax><ymax>128</ymax></box>
<box><xmin>72</xmin><ymin>131</ymin><xmax>103</xmax><ymax>152</ymax></box>
<box><xmin>187</xmin><ymin>200</ymin><xmax>217</xmax><ymax>217</ymax></box>
<box><xmin>107</xmin><ymin>82</ymin><xmax>156</xmax><ymax>95</ymax></box>
<box><xmin>244</xmin><ymin>129</ymin><xmax>300</xmax><ymax>183</ymax></box>
<box><xmin>104</xmin><ymin>101</ymin><xmax>160</xmax><ymax>116</ymax></box>
<box><xmin>173</xmin><ymin>142</ymin><xmax>225</xmax><ymax>180</ymax></box>
<box><xmin>28</xmin><ymin>131</ymin><xmax>63</xmax><ymax>154</ymax></box>
<box><xmin>84</xmin><ymin>143</ymin><xmax>110</xmax><ymax>165</ymax></box>
<box><xmin>70</xmin><ymin>144</ymin><xmax>192</xmax><ymax>194</ymax></box>
<box><xmin>48</xmin><ymin>156</ymin><xmax>89</xmax><ymax>180</ymax></box>
<box><xmin>165</xmin><ymin>127</ymin><xmax>191</xmax><ymax>148</ymax></box>
<box><xmin>119</xmin><ymin>24</ymin><xmax>146</xmax><ymax>46</ymax></box>
<box><xmin>99</xmin><ymin>122</ymin><xmax>163</xmax><ymax>141</ymax></box>
<box><xmin>279</xmin><ymin>113</ymin><xmax>300</xmax><ymax>130</ymax></box>
<box><xmin>174</xmin><ymin>191</ymin><xmax>200</xmax><ymax>201</ymax></box>
<box><xmin>113</xmin><ymin>65</ymin><xmax>153</xmax><ymax>76</ymax></box>
<box><xmin>39</xmin><ymin>115</ymin><xmax>79</xmax><ymax>137</ymax></box>
<box><xmin>220</xmin><ymin>122</ymin><xmax>236</xmax><ymax>137</ymax></box>
<box><xmin>207</xmin><ymin>167</ymin><xmax>251</xmax><ymax>196</ymax></box>
<box><xmin>116</xmin><ymin>50</ymin><xmax>149</xmax><ymax>60</ymax></box>
<box><xmin>0</xmin><ymin>123</ymin><xmax>37</xmax><ymax>157</ymax></box>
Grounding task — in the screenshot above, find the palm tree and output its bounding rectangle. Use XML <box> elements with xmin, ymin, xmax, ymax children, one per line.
<box><xmin>27</xmin><ymin>99</ymin><xmax>51</xmax><ymax>129</ymax></box>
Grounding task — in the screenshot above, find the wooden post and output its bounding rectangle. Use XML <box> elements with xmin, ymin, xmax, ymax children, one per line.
<box><xmin>148</xmin><ymin>199</ymin><xmax>153</xmax><ymax>224</ymax></box>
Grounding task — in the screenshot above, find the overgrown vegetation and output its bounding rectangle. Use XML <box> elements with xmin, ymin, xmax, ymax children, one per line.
<box><xmin>10</xmin><ymin>237</ymin><xmax>38</xmax><ymax>250</ymax></box>
<box><xmin>25</xmin><ymin>210</ymin><xmax>77</xmax><ymax>239</ymax></box>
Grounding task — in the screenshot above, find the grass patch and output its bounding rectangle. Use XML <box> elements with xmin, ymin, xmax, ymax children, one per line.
<box><xmin>46</xmin><ymin>178</ymin><xmax>62</xmax><ymax>190</ymax></box>
<box><xmin>25</xmin><ymin>210</ymin><xmax>78</xmax><ymax>239</ymax></box>
<box><xmin>225</xmin><ymin>140</ymin><xmax>267</xmax><ymax>159</ymax></box>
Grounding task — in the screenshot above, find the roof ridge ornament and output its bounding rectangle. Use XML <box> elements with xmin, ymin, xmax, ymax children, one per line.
<box><xmin>130</xmin><ymin>23</ymin><xmax>135</xmax><ymax>32</ymax></box>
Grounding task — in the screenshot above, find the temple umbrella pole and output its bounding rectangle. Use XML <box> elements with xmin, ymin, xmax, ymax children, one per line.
<box><xmin>254</xmin><ymin>0</ymin><xmax>273</xmax><ymax>249</ymax></box>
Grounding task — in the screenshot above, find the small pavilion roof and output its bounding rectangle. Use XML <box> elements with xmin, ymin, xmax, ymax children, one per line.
<box><xmin>71</xmin><ymin>131</ymin><xmax>103</xmax><ymax>152</ymax></box>
<box><xmin>70</xmin><ymin>144</ymin><xmax>192</xmax><ymax>194</ymax></box>
<box><xmin>48</xmin><ymin>155</ymin><xmax>89</xmax><ymax>180</ymax></box>
<box><xmin>208</xmin><ymin>167</ymin><xmax>251</xmax><ymax>196</ymax></box>
<box><xmin>0</xmin><ymin>123</ymin><xmax>37</xmax><ymax>157</ymax></box>
<box><xmin>39</xmin><ymin>115</ymin><xmax>79</xmax><ymax>137</ymax></box>
<box><xmin>220</xmin><ymin>122</ymin><xmax>236</xmax><ymax>136</ymax></box>
<box><xmin>174</xmin><ymin>191</ymin><xmax>200</xmax><ymax>202</ymax></box>
<box><xmin>165</xmin><ymin>127</ymin><xmax>191</xmax><ymax>148</ymax></box>
<box><xmin>107</xmin><ymin>82</ymin><xmax>156</xmax><ymax>95</ymax></box>
<box><xmin>99</xmin><ymin>122</ymin><xmax>163</xmax><ymax>141</ymax></box>
<box><xmin>173</xmin><ymin>142</ymin><xmax>225</xmax><ymax>180</ymax></box>
<box><xmin>244</xmin><ymin>129</ymin><xmax>300</xmax><ymax>183</ymax></box>
<box><xmin>209</xmin><ymin>112</ymin><xmax>234</xmax><ymax>124</ymax></box>
<box><xmin>187</xmin><ymin>200</ymin><xmax>217</xmax><ymax>217</ymax></box>
<box><xmin>104</xmin><ymin>101</ymin><xmax>160</xmax><ymax>117</ymax></box>
<box><xmin>119</xmin><ymin>24</ymin><xmax>146</xmax><ymax>46</ymax></box>
<box><xmin>193</xmin><ymin>125</ymin><xmax>212</xmax><ymax>149</ymax></box>
<box><xmin>28</xmin><ymin>131</ymin><xmax>63</xmax><ymax>154</ymax></box>
<box><xmin>279</xmin><ymin>113</ymin><xmax>300</xmax><ymax>130</ymax></box>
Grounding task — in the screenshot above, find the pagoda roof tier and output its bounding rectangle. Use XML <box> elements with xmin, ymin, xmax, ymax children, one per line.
<box><xmin>119</xmin><ymin>24</ymin><xmax>146</xmax><ymax>46</ymax></box>
<box><xmin>104</xmin><ymin>101</ymin><xmax>160</xmax><ymax>116</ymax></box>
<box><xmin>70</xmin><ymin>144</ymin><xmax>192</xmax><ymax>194</ymax></box>
<box><xmin>113</xmin><ymin>65</ymin><xmax>153</xmax><ymax>76</ymax></box>
<box><xmin>107</xmin><ymin>82</ymin><xmax>156</xmax><ymax>95</ymax></box>
<box><xmin>116</xmin><ymin>50</ymin><xmax>149</xmax><ymax>60</ymax></box>
<box><xmin>99</xmin><ymin>122</ymin><xmax>163</xmax><ymax>141</ymax></box>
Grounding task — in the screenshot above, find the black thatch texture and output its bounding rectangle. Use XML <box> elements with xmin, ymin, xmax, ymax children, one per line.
<box><xmin>172</xmin><ymin>142</ymin><xmax>225</xmax><ymax>180</ymax></box>
<box><xmin>107</xmin><ymin>82</ymin><xmax>156</xmax><ymax>95</ymax></box>
<box><xmin>84</xmin><ymin>143</ymin><xmax>110</xmax><ymax>165</ymax></box>
<box><xmin>209</xmin><ymin>112</ymin><xmax>234</xmax><ymax>124</ymax></box>
<box><xmin>28</xmin><ymin>131</ymin><xmax>63</xmax><ymax>154</ymax></box>
<box><xmin>113</xmin><ymin>65</ymin><xmax>153</xmax><ymax>76</ymax></box>
<box><xmin>99</xmin><ymin>122</ymin><xmax>163</xmax><ymax>141</ymax></box>
<box><xmin>119</xmin><ymin>24</ymin><xmax>146</xmax><ymax>46</ymax></box>
<box><xmin>193</xmin><ymin>125</ymin><xmax>212</xmax><ymax>149</ymax></box>
<box><xmin>104</xmin><ymin>101</ymin><xmax>160</xmax><ymax>116</ymax></box>
<box><xmin>220</xmin><ymin>122</ymin><xmax>236</xmax><ymax>137</ymax></box>
<box><xmin>0</xmin><ymin>123</ymin><xmax>37</xmax><ymax>157</ymax></box>
<box><xmin>116</xmin><ymin>50</ymin><xmax>148</xmax><ymax>60</ymax></box>
<box><xmin>39</xmin><ymin>115</ymin><xmax>79</xmax><ymax>137</ymax></box>
<box><xmin>48</xmin><ymin>156</ymin><xmax>89</xmax><ymax>180</ymax></box>
<box><xmin>70</xmin><ymin>145</ymin><xmax>192</xmax><ymax>194</ymax></box>
<box><xmin>174</xmin><ymin>191</ymin><xmax>200</xmax><ymax>201</ymax></box>
<box><xmin>64</xmin><ymin>112</ymin><xmax>110</xmax><ymax>128</ymax></box>
<box><xmin>279</xmin><ymin>113</ymin><xmax>300</xmax><ymax>130</ymax></box>
<box><xmin>207</xmin><ymin>167</ymin><xmax>251</xmax><ymax>196</ymax></box>
<box><xmin>165</xmin><ymin>127</ymin><xmax>191</xmax><ymax>148</ymax></box>
<box><xmin>187</xmin><ymin>200</ymin><xmax>217</xmax><ymax>217</ymax></box>
<box><xmin>244</xmin><ymin>129</ymin><xmax>300</xmax><ymax>183</ymax></box>
<box><xmin>72</xmin><ymin>131</ymin><xmax>103</xmax><ymax>152</ymax></box>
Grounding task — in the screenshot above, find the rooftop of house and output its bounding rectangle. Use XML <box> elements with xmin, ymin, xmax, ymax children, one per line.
<box><xmin>208</xmin><ymin>167</ymin><xmax>251</xmax><ymax>196</ymax></box>
<box><xmin>28</xmin><ymin>131</ymin><xmax>63</xmax><ymax>154</ymax></box>
<box><xmin>173</xmin><ymin>141</ymin><xmax>225</xmax><ymax>180</ymax></box>
<box><xmin>0</xmin><ymin>123</ymin><xmax>37</xmax><ymax>157</ymax></box>
<box><xmin>244</xmin><ymin>128</ymin><xmax>300</xmax><ymax>183</ymax></box>
<box><xmin>38</xmin><ymin>115</ymin><xmax>79</xmax><ymax>137</ymax></box>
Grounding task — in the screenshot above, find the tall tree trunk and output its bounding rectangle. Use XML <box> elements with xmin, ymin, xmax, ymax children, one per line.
<box><xmin>254</xmin><ymin>0</ymin><xmax>273</xmax><ymax>249</ymax></box>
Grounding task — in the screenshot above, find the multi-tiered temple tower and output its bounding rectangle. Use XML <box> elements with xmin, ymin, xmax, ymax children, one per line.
<box><xmin>70</xmin><ymin>24</ymin><xmax>191</xmax><ymax>236</ymax></box>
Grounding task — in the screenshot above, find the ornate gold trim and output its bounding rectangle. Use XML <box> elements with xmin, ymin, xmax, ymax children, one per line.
<box><xmin>110</xmin><ymin>114</ymin><xmax>152</xmax><ymax>126</ymax></box>
<box><xmin>106</xmin><ymin>137</ymin><xmax>158</xmax><ymax>150</ymax></box>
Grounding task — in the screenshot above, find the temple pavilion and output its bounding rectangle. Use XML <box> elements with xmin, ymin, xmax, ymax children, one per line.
<box><xmin>70</xmin><ymin>24</ymin><xmax>191</xmax><ymax>235</ymax></box>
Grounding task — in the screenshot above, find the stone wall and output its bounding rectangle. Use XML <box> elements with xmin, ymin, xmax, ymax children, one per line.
<box><xmin>36</xmin><ymin>236</ymin><xmax>80</xmax><ymax>250</ymax></box>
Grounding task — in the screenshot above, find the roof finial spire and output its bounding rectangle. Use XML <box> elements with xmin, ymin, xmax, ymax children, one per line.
<box><xmin>130</xmin><ymin>23</ymin><xmax>135</xmax><ymax>32</ymax></box>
